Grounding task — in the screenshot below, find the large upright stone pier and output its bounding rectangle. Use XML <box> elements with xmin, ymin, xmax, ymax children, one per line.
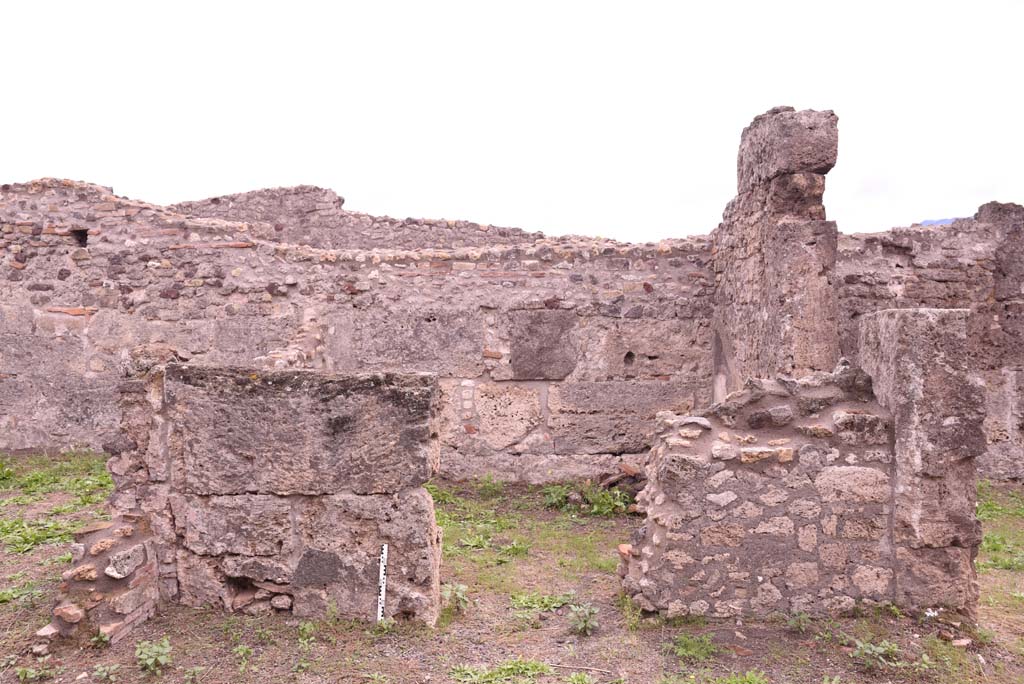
<box><xmin>712</xmin><ymin>107</ymin><xmax>842</xmax><ymax>401</ymax></box>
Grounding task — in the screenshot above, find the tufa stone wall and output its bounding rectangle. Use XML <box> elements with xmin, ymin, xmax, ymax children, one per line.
<box><xmin>42</xmin><ymin>358</ymin><xmax>443</xmax><ymax>644</ymax></box>
<box><xmin>168</xmin><ymin>186</ymin><xmax>546</xmax><ymax>251</ymax></box>
<box><xmin>0</xmin><ymin>105</ymin><xmax>1019</xmax><ymax>483</ymax></box>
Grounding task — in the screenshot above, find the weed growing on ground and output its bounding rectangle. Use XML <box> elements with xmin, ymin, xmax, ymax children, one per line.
<box><xmin>297</xmin><ymin>621</ymin><xmax>316</xmax><ymax>651</ymax></box>
<box><xmin>233</xmin><ymin>643</ymin><xmax>254</xmax><ymax>674</ymax></box>
<box><xmin>0</xmin><ymin>518</ymin><xmax>78</xmax><ymax>554</ymax></box>
<box><xmin>450</xmin><ymin>658</ymin><xmax>552</xmax><ymax>682</ymax></box>
<box><xmin>616</xmin><ymin>592</ymin><xmax>643</xmax><ymax>632</ymax></box>
<box><xmin>15</xmin><ymin>658</ymin><xmax>59</xmax><ymax>682</ymax></box>
<box><xmin>496</xmin><ymin>539</ymin><xmax>530</xmax><ymax>561</ymax></box>
<box><xmin>510</xmin><ymin>591</ymin><xmax>575</xmax><ymax>613</ymax></box>
<box><xmin>786</xmin><ymin>611</ymin><xmax>813</xmax><ymax>634</ymax></box>
<box><xmin>564</xmin><ymin>674</ymin><xmax>595</xmax><ymax>684</ymax></box>
<box><xmin>540</xmin><ymin>484</ymin><xmax>632</xmax><ymax>517</ymax></box>
<box><xmin>666</xmin><ymin>633</ymin><xmax>718</xmax><ymax>664</ymax></box>
<box><xmin>92</xmin><ymin>663</ymin><xmax>120</xmax><ymax>682</ymax></box>
<box><xmin>442</xmin><ymin>582</ymin><xmax>470</xmax><ymax>612</ymax></box>
<box><xmin>850</xmin><ymin>638</ymin><xmax>914</xmax><ymax>670</ymax></box>
<box><xmin>476</xmin><ymin>475</ymin><xmax>504</xmax><ymax>499</ymax></box>
<box><xmin>710</xmin><ymin>672</ymin><xmax>769</xmax><ymax>684</ymax></box>
<box><xmin>567</xmin><ymin>603</ymin><xmax>599</xmax><ymax>636</ymax></box>
<box><xmin>182</xmin><ymin>666</ymin><xmax>204</xmax><ymax>683</ymax></box>
<box><xmin>135</xmin><ymin>636</ymin><xmax>172</xmax><ymax>675</ymax></box>
<box><xmin>581</xmin><ymin>484</ymin><xmax>631</xmax><ymax>516</ymax></box>
<box><xmin>424</xmin><ymin>482</ymin><xmax>462</xmax><ymax>505</ymax></box>
<box><xmin>0</xmin><ymin>578</ymin><xmax>42</xmax><ymax>605</ymax></box>
<box><xmin>370</xmin><ymin>617</ymin><xmax>396</xmax><ymax>636</ymax></box>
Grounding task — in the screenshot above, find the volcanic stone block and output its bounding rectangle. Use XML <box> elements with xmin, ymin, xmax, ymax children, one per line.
<box><xmin>182</xmin><ymin>495</ymin><xmax>293</xmax><ymax>557</ymax></box>
<box><xmin>474</xmin><ymin>383</ymin><xmax>542</xmax><ymax>450</ymax></box>
<box><xmin>509</xmin><ymin>309</ymin><xmax>578</xmax><ymax>380</ymax></box>
<box><xmin>162</xmin><ymin>365</ymin><xmax>439</xmax><ymax>495</ymax></box>
<box><xmin>736</xmin><ymin>106</ymin><xmax>839</xmax><ymax>194</ymax></box>
<box><xmin>859</xmin><ymin>308</ymin><xmax>984</xmax><ymax>614</ymax></box>
<box><xmin>292</xmin><ymin>488</ymin><xmax>442</xmax><ymax>623</ymax></box>
<box><xmin>548</xmin><ymin>380</ymin><xmax>697</xmax><ymax>454</ymax></box>
<box><xmin>351</xmin><ymin>306</ymin><xmax>485</xmax><ymax>377</ymax></box>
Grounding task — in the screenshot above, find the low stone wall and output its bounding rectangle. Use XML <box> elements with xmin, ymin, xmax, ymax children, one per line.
<box><xmin>620</xmin><ymin>362</ymin><xmax>898</xmax><ymax>617</ymax></box>
<box><xmin>622</xmin><ymin>308</ymin><xmax>985</xmax><ymax>618</ymax></box>
<box><xmin>40</xmin><ymin>360</ymin><xmax>443</xmax><ymax>645</ymax></box>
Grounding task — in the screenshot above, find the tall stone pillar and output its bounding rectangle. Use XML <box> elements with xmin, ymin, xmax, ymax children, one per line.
<box><xmin>712</xmin><ymin>107</ymin><xmax>841</xmax><ymax>400</ymax></box>
<box><xmin>859</xmin><ymin>308</ymin><xmax>985</xmax><ymax>614</ymax></box>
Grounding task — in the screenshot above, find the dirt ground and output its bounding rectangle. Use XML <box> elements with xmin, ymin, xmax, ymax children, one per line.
<box><xmin>1</xmin><ymin>452</ymin><xmax>1022</xmax><ymax>684</ymax></box>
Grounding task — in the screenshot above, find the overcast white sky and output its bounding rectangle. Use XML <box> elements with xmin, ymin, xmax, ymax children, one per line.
<box><xmin>4</xmin><ymin>1</ymin><xmax>1022</xmax><ymax>242</ymax></box>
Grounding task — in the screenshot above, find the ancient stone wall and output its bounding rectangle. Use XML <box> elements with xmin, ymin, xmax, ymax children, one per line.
<box><xmin>45</xmin><ymin>358</ymin><xmax>442</xmax><ymax>643</ymax></box>
<box><xmin>1</xmin><ymin>108</ymin><xmax>1020</xmax><ymax>484</ymax></box>
<box><xmin>0</xmin><ymin>179</ymin><xmax>714</xmax><ymax>482</ymax></box>
<box><xmin>839</xmin><ymin>203</ymin><xmax>1023</xmax><ymax>478</ymax></box>
<box><xmin>711</xmin><ymin>107</ymin><xmax>842</xmax><ymax>401</ymax></box>
<box><xmin>622</xmin><ymin>307</ymin><xmax>986</xmax><ymax>618</ymax></box>
<box><xmin>169</xmin><ymin>186</ymin><xmax>545</xmax><ymax>250</ymax></box>
<box><xmin>621</xmin><ymin>362</ymin><xmax>899</xmax><ymax>617</ymax></box>
<box><xmin>858</xmin><ymin>309</ymin><xmax>985</xmax><ymax>612</ymax></box>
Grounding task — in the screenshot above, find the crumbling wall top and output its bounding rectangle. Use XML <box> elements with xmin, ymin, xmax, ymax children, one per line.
<box><xmin>736</xmin><ymin>106</ymin><xmax>839</xmax><ymax>196</ymax></box>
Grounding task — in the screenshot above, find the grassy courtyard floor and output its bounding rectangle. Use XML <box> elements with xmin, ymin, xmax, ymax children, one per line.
<box><xmin>1</xmin><ymin>451</ymin><xmax>1022</xmax><ymax>683</ymax></box>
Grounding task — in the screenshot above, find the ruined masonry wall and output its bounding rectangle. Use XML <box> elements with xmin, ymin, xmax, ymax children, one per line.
<box><xmin>48</xmin><ymin>361</ymin><xmax>442</xmax><ymax>643</ymax></box>
<box><xmin>838</xmin><ymin>203</ymin><xmax>1023</xmax><ymax>479</ymax></box>
<box><xmin>858</xmin><ymin>309</ymin><xmax>984</xmax><ymax>612</ymax></box>
<box><xmin>621</xmin><ymin>363</ymin><xmax>900</xmax><ymax>618</ymax></box>
<box><xmin>622</xmin><ymin>309</ymin><xmax>986</xmax><ymax>618</ymax></box>
<box><xmin>0</xmin><ymin>179</ymin><xmax>714</xmax><ymax>482</ymax></box>
<box><xmin>169</xmin><ymin>185</ymin><xmax>546</xmax><ymax>250</ymax></box>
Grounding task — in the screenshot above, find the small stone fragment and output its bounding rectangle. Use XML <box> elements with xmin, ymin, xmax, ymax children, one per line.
<box><xmin>63</xmin><ymin>564</ymin><xmax>98</xmax><ymax>582</ymax></box>
<box><xmin>89</xmin><ymin>538</ymin><xmax>117</xmax><ymax>556</ymax></box>
<box><xmin>105</xmin><ymin>544</ymin><xmax>146</xmax><ymax>580</ymax></box>
<box><xmin>53</xmin><ymin>602</ymin><xmax>85</xmax><ymax>624</ymax></box>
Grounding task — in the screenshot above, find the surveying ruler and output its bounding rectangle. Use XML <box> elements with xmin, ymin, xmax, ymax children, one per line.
<box><xmin>376</xmin><ymin>543</ymin><xmax>389</xmax><ymax>622</ymax></box>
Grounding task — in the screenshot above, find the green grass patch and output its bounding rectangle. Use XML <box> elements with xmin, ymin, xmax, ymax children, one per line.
<box><xmin>977</xmin><ymin>480</ymin><xmax>1024</xmax><ymax>521</ymax></box>
<box><xmin>540</xmin><ymin>483</ymin><xmax>632</xmax><ymax>517</ymax></box>
<box><xmin>510</xmin><ymin>591</ymin><xmax>575</xmax><ymax>613</ymax></box>
<box><xmin>450</xmin><ymin>658</ymin><xmax>552</xmax><ymax>683</ymax></box>
<box><xmin>0</xmin><ymin>451</ymin><xmax>112</xmax><ymax>512</ymax></box>
<box><xmin>0</xmin><ymin>577</ymin><xmax>43</xmax><ymax>605</ymax></box>
<box><xmin>0</xmin><ymin>517</ymin><xmax>79</xmax><ymax>553</ymax></box>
